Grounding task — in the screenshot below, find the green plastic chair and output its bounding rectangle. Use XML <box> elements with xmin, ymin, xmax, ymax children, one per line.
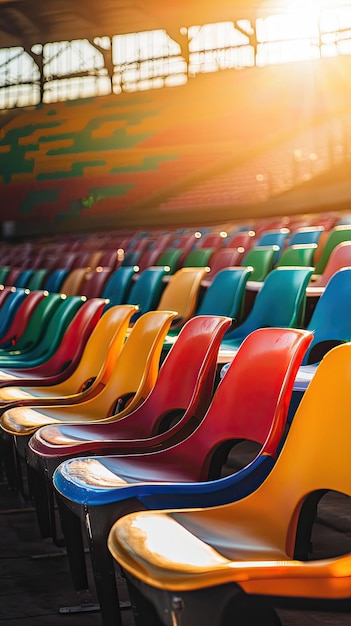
<box><xmin>241</xmin><ymin>246</ymin><xmax>277</xmax><ymax>281</ymax></box>
<box><xmin>0</xmin><ymin>292</ymin><xmax>64</xmax><ymax>357</ymax></box>
<box><xmin>0</xmin><ymin>295</ymin><xmax>85</xmax><ymax>369</ymax></box>
<box><xmin>0</xmin><ymin>266</ymin><xmax>11</xmax><ymax>285</ymax></box>
<box><xmin>26</xmin><ymin>269</ymin><xmax>49</xmax><ymax>291</ymax></box>
<box><xmin>126</xmin><ymin>267</ymin><xmax>168</xmax><ymax>321</ymax></box>
<box><xmin>221</xmin><ymin>266</ymin><xmax>314</xmax><ymax>352</ymax></box>
<box><xmin>277</xmin><ymin>244</ymin><xmax>317</xmax><ymax>268</ymax></box>
<box><xmin>314</xmin><ymin>225</ymin><xmax>351</xmax><ymax>275</ymax></box>
<box><xmin>182</xmin><ymin>248</ymin><xmax>215</xmax><ymax>268</ymax></box>
<box><xmin>155</xmin><ymin>248</ymin><xmax>182</xmax><ymax>274</ymax></box>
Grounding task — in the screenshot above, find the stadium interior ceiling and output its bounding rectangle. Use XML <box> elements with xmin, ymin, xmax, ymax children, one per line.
<box><xmin>0</xmin><ymin>0</ymin><xmax>351</xmax><ymax>235</ymax></box>
<box><xmin>0</xmin><ymin>0</ymin><xmax>282</xmax><ymax>50</ymax></box>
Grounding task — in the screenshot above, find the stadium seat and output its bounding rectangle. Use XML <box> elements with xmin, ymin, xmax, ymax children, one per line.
<box><xmin>108</xmin><ymin>341</ymin><xmax>351</xmax><ymax>626</ymax></box>
<box><xmin>51</xmin><ymin>326</ymin><xmax>312</xmax><ymax>624</ymax></box>
<box><xmin>240</xmin><ymin>246</ymin><xmax>276</xmax><ymax>282</ymax></box>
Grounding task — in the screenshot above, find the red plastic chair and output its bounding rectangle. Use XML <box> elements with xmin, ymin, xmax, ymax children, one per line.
<box><xmin>50</xmin><ymin>326</ymin><xmax>312</xmax><ymax>624</ymax></box>
<box><xmin>0</xmin><ymin>298</ymin><xmax>107</xmax><ymax>387</ymax></box>
<box><xmin>201</xmin><ymin>248</ymin><xmax>246</xmax><ymax>286</ymax></box>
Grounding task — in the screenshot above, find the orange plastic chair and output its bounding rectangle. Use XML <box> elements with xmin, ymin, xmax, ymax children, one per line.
<box><xmin>0</xmin><ymin>304</ymin><xmax>138</xmax><ymax>406</ymax></box>
<box><xmin>108</xmin><ymin>341</ymin><xmax>351</xmax><ymax>626</ymax></box>
<box><xmin>156</xmin><ymin>267</ymin><xmax>207</xmax><ymax>329</ymax></box>
<box><xmin>50</xmin><ymin>326</ymin><xmax>311</xmax><ymax>623</ymax></box>
<box><xmin>0</xmin><ymin>310</ymin><xmax>177</xmax><ymax>448</ymax></box>
<box><xmin>59</xmin><ymin>267</ymin><xmax>90</xmax><ymax>296</ymax></box>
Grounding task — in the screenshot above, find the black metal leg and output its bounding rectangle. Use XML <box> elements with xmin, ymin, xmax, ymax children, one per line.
<box><xmin>56</xmin><ymin>492</ymin><xmax>89</xmax><ymax>591</ymax></box>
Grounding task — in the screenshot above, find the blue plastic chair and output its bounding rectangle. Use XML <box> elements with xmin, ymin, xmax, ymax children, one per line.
<box><xmin>101</xmin><ymin>267</ymin><xmax>137</xmax><ymax>309</ymax></box>
<box><xmin>220</xmin><ymin>266</ymin><xmax>314</xmax><ymax>354</ymax></box>
<box><xmin>255</xmin><ymin>229</ymin><xmax>291</xmax><ymax>264</ymax></box>
<box><xmin>126</xmin><ymin>267</ymin><xmax>168</xmax><ymax>321</ymax></box>
<box><xmin>43</xmin><ymin>268</ymin><xmax>69</xmax><ymax>293</ymax></box>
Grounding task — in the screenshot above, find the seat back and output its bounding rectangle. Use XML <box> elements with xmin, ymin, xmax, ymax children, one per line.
<box><xmin>12</xmin><ymin>269</ymin><xmax>35</xmax><ymax>289</ymax></box>
<box><xmin>0</xmin><ymin>290</ymin><xmax>47</xmax><ymax>348</ymax></box>
<box><xmin>155</xmin><ymin>249</ymin><xmax>182</xmax><ymax>274</ymax></box>
<box><xmin>80</xmin><ymin>268</ymin><xmax>113</xmax><ymax>299</ymax></box>
<box><xmin>126</xmin><ymin>267</ymin><xmax>167</xmax><ymax>320</ymax></box>
<box><xmin>313</xmin><ymin>225</ymin><xmax>351</xmax><ymax>275</ymax></box>
<box><xmin>312</xmin><ymin>240</ymin><xmax>351</xmax><ymax>288</ymax></box>
<box><xmin>0</xmin><ymin>288</ymin><xmax>29</xmax><ymax>341</ymax></box>
<box><xmin>156</xmin><ymin>268</ymin><xmax>208</xmax><ymax>327</ymax></box>
<box><xmin>277</xmin><ymin>244</ymin><xmax>317</xmax><ymax>268</ymax></box>
<box><xmin>13</xmin><ymin>295</ymin><xmax>85</xmax><ymax>363</ymax></box>
<box><xmin>203</xmin><ymin>248</ymin><xmax>246</xmax><ymax>285</ymax></box>
<box><xmin>241</xmin><ymin>246</ymin><xmax>276</xmax><ymax>281</ymax></box>
<box><xmin>101</xmin><ymin>267</ymin><xmax>136</xmax><ymax>308</ymax></box>
<box><xmin>303</xmin><ymin>267</ymin><xmax>351</xmax><ymax>364</ymax></box>
<box><xmin>52</xmin><ymin>304</ymin><xmax>137</xmax><ymax>394</ymax></box>
<box><xmin>288</xmin><ymin>226</ymin><xmax>324</xmax><ymax>246</ymax></box>
<box><xmin>121</xmin><ymin>250</ymin><xmax>142</xmax><ymax>267</ymax></box>
<box><xmin>43</xmin><ymin>268</ymin><xmax>69</xmax><ymax>293</ymax></box>
<box><xmin>182</xmin><ymin>248</ymin><xmax>215</xmax><ymax>268</ymax></box>
<box><xmin>17</xmin><ymin>298</ymin><xmax>107</xmax><ymax>379</ymax></box>
<box><xmin>197</xmin><ymin>233</ymin><xmax>224</xmax><ymax>251</ymax></box>
<box><xmin>3</xmin><ymin>292</ymin><xmax>64</xmax><ymax>354</ymax></box>
<box><xmin>255</xmin><ymin>228</ymin><xmax>290</xmax><ymax>263</ymax></box>
<box><xmin>26</xmin><ymin>269</ymin><xmax>49</xmax><ymax>291</ymax></box>
<box><xmin>59</xmin><ymin>267</ymin><xmax>90</xmax><ymax>296</ymax></box>
<box><xmin>196</xmin><ymin>267</ymin><xmax>252</xmax><ymax>321</ymax></box>
<box><xmin>0</xmin><ymin>267</ymin><xmax>11</xmax><ymax>284</ymax></box>
<box><xmin>225</xmin><ymin>266</ymin><xmax>314</xmax><ymax>343</ymax></box>
<box><xmin>91</xmin><ymin>314</ymin><xmax>233</xmax><ymax>440</ymax></box>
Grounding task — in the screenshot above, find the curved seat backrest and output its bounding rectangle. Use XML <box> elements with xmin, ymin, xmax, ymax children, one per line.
<box><xmin>26</xmin><ymin>269</ymin><xmax>49</xmax><ymax>291</ymax></box>
<box><xmin>0</xmin><ymin>289</ymin><xmax>29</xmax><ymax>341</ymax></box>
<box><xmin>12</xmin><ymin>296</ymin><xmax>85</xmax><ymax>364</ymax></box>
<box><xmin>13</xmin><ymin>269</ymin><xmax>34</xmax><ymax>289</ymax></box>
<box><xmin>101</xmin><ymin>267</ymin><xmax>136</xmax><ymax>308</ymax></box>
<box><xmin>197</xmin><ymin>234</ymin><xmax>224</xmax><ymax>251</ymax></box>
<box><xmin>80</xmin><ymin>268</ymin><xmax>112</xmax><ymax>299</ymax></box>
<box><xmin>303</xmin><ymin>267</ymin><xmax>351</xmax><ymax>364</ymax></box>
<box><xmin>313</xmin><ymin>225</ymin><xmax>351</xmax><ymax>275</ymax></box>
<box><xmin>34</xmin><ymin>304</ymin><xmax>137</xmax><ymax>395</ymax></box>
<box><xmin>311</xmin><ymin>240</ymin><xmax>351</xmax><ymax>288</ymax></box>
<box><xmin>0</xmin><ymin>266</ymin><xmax>11</xmax><ymax>284</ymax></box>
<box><xmin>156</xmin><ymin>249</ymin><xmax>182</xmax><ymax>274</ymax></box>
<box><xmin>0</xmin><ymin>290</ymin><xmax>47</xmax><ymax>348</ymax></box>
<box><xmin>203</xmin><ymin>248</ymin><xmax>246</xmax><ymax>284</ymax></box>
<box><xmin>126</xmin><ymin>267</ymin><xmax>167</xmax><ymax>320</ymax></box>
<box><xmin>224</xmin><ymin>266</ymin><xmax>314</xmax><ymax>344</ymax></box>
<box><xmin>2</xmin><ymin>292</ymin><xmax>64</xmax><ymax>354</ymax></box>
<box><xmin>241</xmin><ymin>246</ymin><xmax>276</xmax><ymax>281</ymax></box>
<box><xmin>288</xmin><ymin>226</ymin><xmax>324</xmax><ymax>247</ymax></box>
<box><xmin>255</xmin><ymin>229</ymin><xmax>290</xmax><ymax>264</ymax></box>
<box><xmin>59</xmin><ymin>267</ymin><xmax>90</xmax><ymax>296</ymax></box>
<box><xmin>43</xmin><ymin>268</ymin><xmax>69</xmax><ymax>293</ymax></box>
<box><xmin>121</xmin><ymin>250</ymin><xmax>142</xmax><ymax>267</ymax></box>
<box><xmin>182</xmin><ymin>248</ymin><xmax>215</xmax><ymax>268</ymax></box>
<box><xmin>156</xmin><ymin>267</ymin><xmax>208</xmax><ymax>326</ymax></box>
<box><xmin>196</xmin><ymin>267</ymin><xmax>252</xmax><ymax>321</ymax></box>
<box><xmin>277</xmin><ymin>244</ymin><xmax>317</xmax><ymax>268</ymax></box>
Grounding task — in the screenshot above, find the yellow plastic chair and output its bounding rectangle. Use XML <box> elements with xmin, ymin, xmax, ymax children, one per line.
<box><xmin>0</xmin><ymin>304</ymin><xmax>138</xmax><ymax>405</ymax></box>
<box><xmin>156</xmin><ymin>267</ymin><xmax>207</xmax><ymax>329</ymax></box>
<box><xmin>108</xmin><ymin>342</ymin><xmax>351</xmax><ymax>626</ymax></box>
<box><xmin>0</xmin><ymin>309</ymin><xmax>177</xmax><ymax>445</ymax></box>
<box><xmin>59</xmin><ymin>267</ymin><xmax>91</xmax><ymax>296</ymax></box>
